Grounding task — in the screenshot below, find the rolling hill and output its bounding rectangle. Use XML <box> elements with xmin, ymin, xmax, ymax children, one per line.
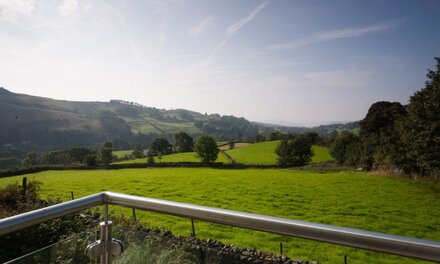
<box><xmin>0</xmin><ymin>88</ymin><xmax>259</xmax><ymax>149</ymax></box>
<box><xmin>0</xmin><ymin>87</ymin><xmax>359</xmax><ymax>152</ymax></box>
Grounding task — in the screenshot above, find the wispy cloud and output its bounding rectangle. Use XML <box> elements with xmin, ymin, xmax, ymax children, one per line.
<box><xmin>226</xmin><ymin>1</ymin><xmax>269</xmax><ymax>36</ymax></box>
<box><xmin>0</xmin><ymin>0</ymin><xmax>34</xmax><ymax>23</ymax></box>
<box><xmin>208</xmin><ymin>1</ymin><xmax>269</xmax><ymax>59</ymax></box>
<box><xmin>208</xmin><ymin>39</ymin><xmax>228</xmax><ymax>58</ymax></box>
<box><xmin>269</xmin><ymin>20</ymin><xmax>401</xmax><ymax>50</ymax></box>
<box><xmin>187</xmin><ymin>16</ymin><xmax>214</xmax><ymax>37</ymax></box>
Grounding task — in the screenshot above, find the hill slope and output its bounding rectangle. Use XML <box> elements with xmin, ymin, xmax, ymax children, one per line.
<box><xmin>0</xmin><ymin>88</ymin><xmax>259</xmax><ymax>149</ymax></box>
<box><xmin>0</xmin><ymin>88</ymin><xmax>359</xmax><ymax>152</ymax></box>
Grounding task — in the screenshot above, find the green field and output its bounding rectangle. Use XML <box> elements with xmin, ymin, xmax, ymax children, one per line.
<box><xmin>114</xmin><ymin>151</ymin><xmax>229</xmax><ymax>164</ymax></box>
<box><xmin>1</xmin><ymin>168</ymin><xmax>438</xmax><ymax>264</ymax></box>
<box><xmin>226</xmin><ymin>141</ymin><xmax>334</xmax><ymax>165</ymax></box>
<box><xmin>113</xmin><ymin>150</ymin><xmax>134</xmax><ymax>159</ymax></box>
<box><xmin>114</xmin><ymin>141</ymin><xmax>332</xmax><ymax>165</ymax></box>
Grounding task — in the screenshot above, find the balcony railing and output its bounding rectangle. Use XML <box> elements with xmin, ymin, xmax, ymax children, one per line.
<box><xmin>0</xmin><ymin>191</ymin><xmax>439</xmax><ymax>263</ymax></box>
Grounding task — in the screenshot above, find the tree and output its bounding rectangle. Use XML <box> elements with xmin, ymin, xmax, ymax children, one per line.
<box><xmin>254</xmin><ymin>134</ymin><xmax>266</xmax><ymax>143</ymax></box>
<box><xmin>194</xmin><ymin>135</ymin><xmax>219</xmax><ymax>163</ymax></box>
<box><xmin>304</xmin><ymin>132</ymin><xmax>320</xmax><ymax>145</ymax></box>
<box><xmin>68</xmin><ymin>148</ymin><xmax>92</xmax><ymax>164</ymax></box>
<box><xmin>99</xmin><ymin>111</ymin><xmax>132</xmax><ymax>139</ymax></box>
<box><xmin>269</xmin><ymin>131</ymin><xmax>282</xmax><ymax>141</ymax></box>
<box><xmin>400</xmin><ymin>58</ymin><xmax>440</xmax><ymax>177</ymax></box>
<box><xmin>359</xmin><ymin>101</ymin><xmax>407</xmax><ymax>169</ymax></box>
<box><xmin>85</xmin><ymin>154</ymin><xmax>98</xmax><ymax>166</ymax></box>
<box><xmin>146</xmin><ymin>151</ymin><xmax>155</xmax><ymax>164</ymax></box>
<box><xmin>22</xmin><ymin>152</ymin><xmax>38</xmax><ymax>167</ymax></box>
<box><xmin>330</xmin><ymin>133</ymin><xmax>362</xmax><ymax>166</ymax></box>
<box><xmin>149</xmin><ymin>138</ymin><xmax>172</xmax><ymax>156</ymax></box>
<box><xmin>99</xmin><ymin>142</ymin><xmax>113</xmax><ymax>166</ymax></box>
<box><xmin>131</xmin><ymin>145</ymin><xmax>144</xmax><ymax>159</ymax></box>
<box><xmin>43</xmin><ymin>151</ymin><xmax>69</xmax><ymax>165</ymax></box>
<box><xmin>173</xmin><ymin>132</ymin><xmax>194</xmax><ymax>153</ymax></box>
<box><xmin>275</xmin><ymin>135</ymin><xmax>313</xmax><ymax>167</ymax></box>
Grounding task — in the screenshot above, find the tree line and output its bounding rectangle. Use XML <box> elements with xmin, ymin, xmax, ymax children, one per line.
<box><xmin>329</xmin><ymin>58</ymin><xmax>440</xmax><ymax>179</ymax></box>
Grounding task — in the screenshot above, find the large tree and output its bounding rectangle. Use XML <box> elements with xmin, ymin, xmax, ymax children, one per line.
<box><xmin>173</xmin><ymin>132</ymin><xmax>194</xmax><ymax>153</ymax></box>
<box><xmin>359</xmin><ymin>101</ymin><xmax>407</xmax><ymax>168</ymax></box>
<box><xmin>275</xmin><ymin>135</ymin><xmax>313</xmax><ymax>167</ymax></box>
<box><xmin>400</xmin><ymin>58</ymin><xmax>440</xmax><ymax>177</ymax></box>
<box><xmin>194</xmin><ymin>135</ymin><xmax>219</xmax><ymax>163</ymax></box>
<box><xmin>99</xmin><ymin>142</ymin><xmax>113</xmax><ymax>166</ymax></box>
<box><xmin>148</xmin><ymin>138</ymin><xmax>172</xmax><ymax>156</ymax></box>
<box><xmin>131</xmin><ymin>145</ymin><xmax>144</xmax><ymax>159</ymax></box>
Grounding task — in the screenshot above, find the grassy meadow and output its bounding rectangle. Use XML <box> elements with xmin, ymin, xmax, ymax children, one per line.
<box><xmin>0</xmin><ymin>168</ymin><xmax>439</xmax><ymax>264</ymax></box>
<box><xmin>225</xmin><ymin>141</ymin><xmax>334</xmax><ymax>165</ymax></box>
<box><xmin>114</xmin><ymin>141</ymin><xmax>333</xmax><ymax>165</ymax></box>
<box><xmin>114</xmin><ymin>151</ymin><xmax>230</xmax><ymax>164</ymax></box>
<box><xmin>113</xmin><ymin>150</ymin><xmax>134</xmax><ymax>159</ymax></box>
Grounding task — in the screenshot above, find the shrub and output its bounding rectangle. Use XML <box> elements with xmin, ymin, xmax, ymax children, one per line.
<box><xmin>85</xmin><ymin>154</ymin><xmax>98</xmax><ymax>166</ymax></box>
<box><xmin>330</xmin><ymin>133</ymin><xmax>362</xmax><ymax>166</ymax></box>
<box><xmin>0</xmin><ymin>181</ymin><xmax>99</xmax><ymax>262</ymax></box>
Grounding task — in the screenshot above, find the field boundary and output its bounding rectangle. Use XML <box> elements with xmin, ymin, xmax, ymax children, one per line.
<box><xmin>0</xmin><ymin>161</ymin><xmax>345</xmax><ymax>178</ymax></box>
<box><xmin>0</xmin><ymin>163</ymin><xmax>278</xmax><ymax>178</ymax></box>
<box><xmin>219</xmin><ymin>150</ymin><xmax>235</xmax><ymax>164</ymax></box>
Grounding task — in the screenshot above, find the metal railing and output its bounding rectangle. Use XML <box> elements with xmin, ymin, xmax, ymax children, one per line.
<box><xmin>0</xmin><ymin>191</ymin><xmax>439</xmax><ymax>263</ymax></box>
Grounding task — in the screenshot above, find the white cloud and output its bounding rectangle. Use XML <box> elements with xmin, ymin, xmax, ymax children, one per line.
<box><xmin>187</xmin><ymin>16</ymin><xmax>214</xmax><ymax>37</ymax></box>
<box><xmin>59</xmin><ymin>0</ymin><xmax>78</xmax><ymax>16</ymax></box>
<box><xmin>269</xmin><ymin>21</ymin><xmax>400</xmax><ymax>50</ymax></box>
<box><xmin>206</xmin><ymin>2</ymin><xmax>269</xmax><ymax>61</ymax></box>
<box><xmin>226</xmin><ymin>1</ymin><xmax>269</xmax><ymax>36</ymax></box>
<box><xmin>0</xmin><ymin>0</ymin><xmax>34</xmax><ymax>23</ymax></box>
<box><xmin>304</xmin><ymin>70</ymin><xmax>372</xmax><ymax>88</ymax></box>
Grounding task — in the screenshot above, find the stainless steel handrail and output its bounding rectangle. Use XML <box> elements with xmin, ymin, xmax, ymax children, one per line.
<box><xmin>0</xmin><ymin>193</ymin><xmax>105</xmax><ymax>235</ymax></box>
<box><xmin>0</xmin><ymin>191</ymin><xmax>439</xmax><ymax>262</ymax></box>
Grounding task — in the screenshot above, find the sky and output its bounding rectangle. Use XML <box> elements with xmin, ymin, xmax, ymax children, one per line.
<box><xmin>0</xmin><ymin>0</ymin><xmax>439</xmax><ymax>126</ymax></box>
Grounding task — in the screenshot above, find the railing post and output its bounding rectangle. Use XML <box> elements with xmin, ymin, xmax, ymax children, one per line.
<box><xmin>85</xmin><ymin>203</ymin><xmax>124</xmax><ymax>263</ymax></box>
<box><xmin>100</xmin><ymin>220</ymin><xmax>112</xmax><ymax>264</ymax></box>
<box><xmin>101</xmin><ymin>202</ymin><xmax>110</xmax><ymax>264</ymax></box>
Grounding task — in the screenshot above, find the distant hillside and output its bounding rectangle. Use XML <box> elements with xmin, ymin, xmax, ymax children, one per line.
<box><xmin>254</xmin><ymin>121</ymin><xmax>360</xmax><ymax>136</ymax></box>
<box><xmin>0</xmin><ymin>88</ymin><xmax>359</xmax><ymax>152</ymax></box>
<box><xmin>0</xmin><ymin>88</ymin><xmax>258</xmax><ymax>150</ymax></box>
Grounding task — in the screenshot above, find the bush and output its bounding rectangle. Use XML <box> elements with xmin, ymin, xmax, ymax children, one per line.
<box><xmin>330</xmin><ymin>133</ymin><xmax>362</xmax><ymax>166</ymax></box>
<box><xmin>275</xmin><ymin>135</ymin><xmax>313</xmax><ymax>167</ymax></box>
<box><xmin>0</xmin><ymin>181</ymin><xmax>99</xmax><ymax>262</ymax></box>
<box><xmin>85</xmin><ymin>154</ymin><xmax>98</xmax><ymax>166</ymax></box>
<box><xmin>194</xmin><ymin>135</ymin><xmax>219</xmax><ymax>163</ymax></box>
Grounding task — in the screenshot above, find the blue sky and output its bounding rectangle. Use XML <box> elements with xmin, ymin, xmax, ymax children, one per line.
<box><xmin>0</xmin><ymin>0</ymin><xmax>439</xmax><ymax>126</ymax></box>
